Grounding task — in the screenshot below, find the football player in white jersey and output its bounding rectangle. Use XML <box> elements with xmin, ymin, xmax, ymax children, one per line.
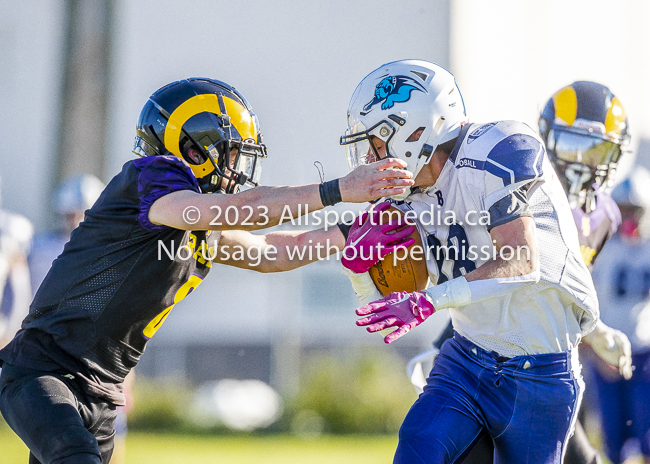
<box><xmin>436</xmin><ymin>80</ymin><xmax>635</xmax><ymax>464</ymax></box>
<box><xmin>29</xmin><ymin>174</ymin><xmax>106</xmax><ymax>292</ymax></box>
<box><xmin>590</xmin><ymin>169</ymin><xmax>650</xmax><ymax>464</ymax></box>
<box><xmin>340</xmin><ymin>60</ymin><xmax>598</xmax><ymax>463</ymax></box>
<box><xmin>0</xmin><ymin>177</ymin><xmax>33</xmax><ymax>349</ymax></box>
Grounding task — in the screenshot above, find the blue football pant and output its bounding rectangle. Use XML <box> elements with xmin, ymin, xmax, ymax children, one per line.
<box><xmin>592</xmin><ymin>350</ymin><xmax>650</xmax><ymax>464</ymax></box>
<box><xmin>395</xmin><ymin>333</ymin><xmax>583</xmax><ymax>464</ymax></box>
<box><xmin>0</xmin><ymin>364</ymin><xmax>116</xmax><ymax>464</ymax></box>
<box><xmin>458</xmin><ymin>419</ymin><xmax>601</xmax><ymax>464</ymax></box>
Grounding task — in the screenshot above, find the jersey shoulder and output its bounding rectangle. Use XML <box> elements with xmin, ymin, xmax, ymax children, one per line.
<box><xmin>106</xmin><ymin>155</ymin><xmax>200</xmax><ymax>232</ymax></box>
<box><xmin>452</xmin><ymin>121</ymin><xmax>545</xmax><ymax>185</ymax></box>
<box><xmin>574</xmin><ymin>192</ymin><xmax>621</xmax><ymax>239</ymax></box>
<box><xmin>131</xmin><ymin>155</ymin><xmax>199</xmax><ymax>194</ymax></box>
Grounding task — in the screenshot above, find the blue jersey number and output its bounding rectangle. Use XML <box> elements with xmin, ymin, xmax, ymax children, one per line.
<box><xmin>427</xmin><ymin>224</ymin><xmax>476</xmax><ymax>283</ymax></box>
<box><xmin>614</xmin><ymin>265</ymin><xmax>650</xmax><ymax>298</ymax></box>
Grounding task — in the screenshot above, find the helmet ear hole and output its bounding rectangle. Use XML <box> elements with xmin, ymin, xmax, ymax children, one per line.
<box><xmin>406</xmin><ymin>127</ymin><xmax>426</xmax><ymax>142</ymax></box>
<box><xmin>180</xmin><ymin>138</ymin><xmax>207</xmax><ymax>165</ymax></box>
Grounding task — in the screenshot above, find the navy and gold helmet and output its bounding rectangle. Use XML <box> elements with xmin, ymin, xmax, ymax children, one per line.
<box><xmin>133</xmin><ymin>78</ymin><xmax>267</xmax><ymax>194</ymax></box>
<box><xmin>539</xmin><ymin>81</ymin><xmax>629</xmax><ymax>212</ymax></box>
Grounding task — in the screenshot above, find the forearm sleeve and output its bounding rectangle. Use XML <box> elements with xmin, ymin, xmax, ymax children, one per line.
<box><xmin>342</xmin><ymin>267</ymin><xmax>383</xmax><ymax>306</ymax></box>
<box><xmin>424</xmin><ymin>270</ymin><xmax>540</xmax><ymax>310</ymax></box>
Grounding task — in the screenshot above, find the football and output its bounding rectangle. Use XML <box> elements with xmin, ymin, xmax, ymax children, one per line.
<box><xmin>368</xmin><ymin>205</ymin><xmax>429</xmax><ymax>296</ymax></box>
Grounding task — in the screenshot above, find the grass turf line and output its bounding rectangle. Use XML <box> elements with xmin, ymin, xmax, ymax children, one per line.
<box><xmin>0</xmin><ymin>429</ymin><xmax>397</xmax><ymax>464</ymax></box>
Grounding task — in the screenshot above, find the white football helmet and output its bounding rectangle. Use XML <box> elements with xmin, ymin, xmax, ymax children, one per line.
<box><xmin>54</xmin><ymin>174</ymin><xmax>105</xmax><ymax>215</ymax></box>
<box><xmin>341</xmin><ymin>60</ymin><xmax>467</xmax><ymax>199</ymax></box>
<box><xmin>611</xmin><ymin>167</ymin><xmax>650</xmax><ymax>209</ymax></box>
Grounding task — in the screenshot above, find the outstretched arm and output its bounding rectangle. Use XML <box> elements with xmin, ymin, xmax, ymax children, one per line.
<box><xmin>149</xmin><ymin>158</ymin><xmax>414</xmax><ymax>231</ymax></box>
<box><xmin>214</xmin><ymin>227</ymin><xmax>346</xmax><ymax>272</ymax></box>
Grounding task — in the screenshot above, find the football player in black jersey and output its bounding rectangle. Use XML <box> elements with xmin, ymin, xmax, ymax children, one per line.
<box><xmin>0</xmin><ymin>78</ymin><xmax>415</xmax><ymax>464</ymax></box>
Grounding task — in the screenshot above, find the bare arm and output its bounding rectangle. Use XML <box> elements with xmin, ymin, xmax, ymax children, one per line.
<box><xmin>214</xmin><ymin>227</ymin><xmax>346</xmax><ymax>272</ymax></box>
<box><xmin>149</xmin><ymin>158</ymin><xmax>413</xmax><ymax>231</ymax></box>
<box><xmin>420</xmin><ymin>216</ymin><xmax>539</xmax><ymax>312</ymax></box>
<box><xmin>465</xmin><ymin>216</ymin><xmax>538</xmax><ymax>282</ymax></box>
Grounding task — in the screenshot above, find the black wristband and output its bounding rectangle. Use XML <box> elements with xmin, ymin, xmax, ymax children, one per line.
<box><xmin>319</xmin><ymin>179</ymin><xmax>343</xmax><ymax>207</ymax></box>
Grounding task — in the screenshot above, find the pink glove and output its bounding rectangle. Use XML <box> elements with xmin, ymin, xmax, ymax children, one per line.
<box><xmin>356</xmin><ymin>291</ymin><xmax>435</xmax><ymax>344</ymax></box>
<box><xmin>341</xmin><ymin>201</ymin><xmax>415</xmax><ymax>274</ymax></box>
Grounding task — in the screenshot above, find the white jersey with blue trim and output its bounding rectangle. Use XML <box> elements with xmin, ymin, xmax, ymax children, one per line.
<box><xmin>398</xmin><ymin>121</ymin><xmax>597</xmax><ymax>357</ymax></box>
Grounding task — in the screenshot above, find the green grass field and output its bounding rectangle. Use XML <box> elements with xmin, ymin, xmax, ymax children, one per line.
<box><xmin>0</xmin><ymin>429</ymin><xmax>398</xmax><ymax>464</ymax></box>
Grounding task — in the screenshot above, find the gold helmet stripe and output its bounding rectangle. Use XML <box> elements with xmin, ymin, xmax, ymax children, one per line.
<box><xmin>552</xmin><ymin>86</ymin><xmax>578</xmax><ymax>126</ymax></box>
<box><xmin>605</xmin><ymin>96</ymin><xmax>627</xmax><ymax>137</ymax></box>
<box><xmin>163</xmin><ymin>93</ymin><xmax>258</xmax><ymax>179</ymax></box>
<box><xmin>222</xmin><ymin>95</ymin><xmax>257</xmax><ymax>140</ymax></box>
<box><xmin>164</xmin><ymin>93</ymin><xmax>221</xmax><ymax>178</ymax></box>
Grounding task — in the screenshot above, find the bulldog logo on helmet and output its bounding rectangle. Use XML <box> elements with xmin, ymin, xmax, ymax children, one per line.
<box><xmin>363</xmin><ymin>75</ymin><xmax>426</xmax><ymax>112</ymax></box>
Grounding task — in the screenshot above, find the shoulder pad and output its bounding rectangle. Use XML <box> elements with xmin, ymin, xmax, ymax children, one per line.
<box><xmin>484</xmin><ymin>125</ymin><xmax>544</xmax><ymax>185</ymax></box>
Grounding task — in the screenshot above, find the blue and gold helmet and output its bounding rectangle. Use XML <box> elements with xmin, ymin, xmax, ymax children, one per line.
<box><xmin>539</xmin><ymin>81</ymin><xmax>629</xmax><ymax>212</ymax></box>
<box><xmin>133</xmin><ymin>78</ymin><xmax>267</xmax><ymax>194</ymax></box>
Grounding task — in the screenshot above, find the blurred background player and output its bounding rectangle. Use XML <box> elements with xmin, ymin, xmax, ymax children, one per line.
<box><xmin>0</xmin><ymin>176</ymin><xmax>33</xmax><ymax>350</ymax></box>
<box><xmin>29</xmin><ymin>174</ymin><xmax>106</xmax><ymax>291</ymax></box>
<box><xmin>539</xmin><ymin>81</ymin><xmax>627</xmax><ymax>270</ymax></box>
<box><xmin>590</xmin><ymin>168</ymin><xmax>650</xmax><ymax>464</ymax></box>
<box><xmin>539</xmin><ymin>80</ymin><xmax>634</xmax><ymax>464</ymax></box>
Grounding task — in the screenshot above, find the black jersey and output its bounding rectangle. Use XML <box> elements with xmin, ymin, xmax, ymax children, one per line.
<box><xmin>0</xmin><ymin>155</ymin><xmax>217</xmax><ymax>405</ymax></box>
<box><xmin>571</xmin><ymin>191</ymin><xmax>621</xmax><ymax>269</ymax></box>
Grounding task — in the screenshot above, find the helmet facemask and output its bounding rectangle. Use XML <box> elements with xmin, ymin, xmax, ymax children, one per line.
<box><xmin>545</xmin><ymin>123</ymin><xmax>625</xmax><ymax>212</ymax></box>
<box><xmin>205</xmin><ymin>136</ymin><xmax>267</xmax><ymax>194</ymax></box>
<box><xmin>178</xmin><ymin>111</ymin><xmax>267</xmax><ymax>194</ymax></box>
<box><xmin>341</xmin><ymin>118</ymin><xmax>399</xmax><ymax>169</ymax></box>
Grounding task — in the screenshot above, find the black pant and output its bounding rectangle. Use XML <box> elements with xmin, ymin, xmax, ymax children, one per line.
<box><xmin>0</xmin><ymin>364</ymin><xmax>116</xmax><ymax>464</ymax></box>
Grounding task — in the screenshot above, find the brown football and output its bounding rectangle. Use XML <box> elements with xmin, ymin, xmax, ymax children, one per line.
<box><xmin>368</xmin><ymin>206</ymin><xmax>429</xmax><ymax>296</ymax></box>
